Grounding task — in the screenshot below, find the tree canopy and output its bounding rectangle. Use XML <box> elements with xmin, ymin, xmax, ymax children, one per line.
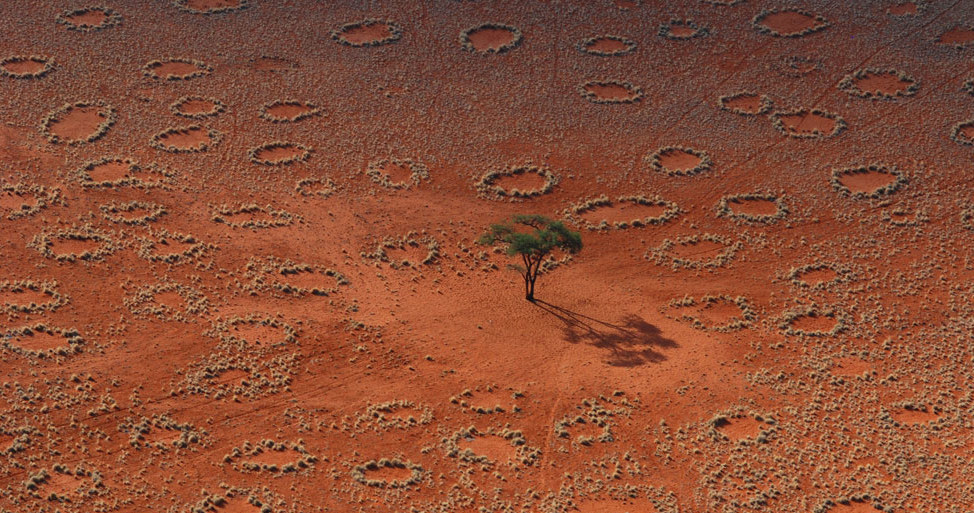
<box><xmin>477</xmin><ymin>214</ymin><xmax>583</xmax><ymax>301</ymax></box>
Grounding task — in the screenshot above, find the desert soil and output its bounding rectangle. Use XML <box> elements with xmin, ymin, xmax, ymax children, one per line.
<box><xmin>0</xmin><ymin>1</ymin><xmax>972</xmax><ymax>513</ymax></box>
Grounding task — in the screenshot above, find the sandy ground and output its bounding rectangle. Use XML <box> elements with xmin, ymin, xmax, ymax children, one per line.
<box><xmin>1</xmin><ymin>1</ymin><xmax>973</xmax><ymax>512</ymax></box>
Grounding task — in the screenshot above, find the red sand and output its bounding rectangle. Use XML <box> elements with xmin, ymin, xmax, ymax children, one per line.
<box><xmin>177</xmin><ymin>98</ymin><xmax>221</xmax><ymax>116</ymax></box>
<box><xmin>758</xmin><ymin>11</ymin><xmax>821</xmax><ymax>35</ymax></box>
<box><xmin>584</xmin><ymin>82</ymin><xmax>637</xmax><ymax>101</ymax></box>
<box><xmin>837</xmin><ymin>169</ymin><xmax>897</xmax><ymax>194</ymax></box>
<box><xmin>586</xmin><ymin>37</ymin><xmax>629</xmax><ymax>54</ymax></box>
<box><xmin>47</xmin><ymin>106</ymin><xmax>107</xmax><ymax>141</ymax></box>
<box><xmin>467</xmin><ymin>27</ymin><xmax>517</xmax><ymax>52</ymax></box>
<box><xmin>0</xmin><ymin>2</ymin><xmax>970</xmax><ymax>512</ymax></box>
<box><xmin>777</xmin><ymin>110</ymin><xmax>838</xmax><ymax>135</ymax></box>
<box><xmin>722</xmin><ymin>93</ymin><xmax>764</xmax><ymax>114</ymax></box>
<box><xmin>657</xmin><ymin>149</ymin><xmax>702</xmax><ymax>171</ymax></box>
<box><xmin>853</xmin><ymin>71</ymin><xmax>913</xmax><ymax>95</ymax></box>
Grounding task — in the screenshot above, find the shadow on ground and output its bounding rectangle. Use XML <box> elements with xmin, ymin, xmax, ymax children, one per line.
<box><xmin>534</xmin><ymin>300</ymin><xmax>679</xmax><ymax>367</ymax></box>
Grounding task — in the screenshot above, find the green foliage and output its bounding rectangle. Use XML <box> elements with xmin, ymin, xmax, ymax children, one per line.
<box><xmin>478</xmin><ymin>214</ymin><xmax>582</xmax><ymax>300</ymax></box>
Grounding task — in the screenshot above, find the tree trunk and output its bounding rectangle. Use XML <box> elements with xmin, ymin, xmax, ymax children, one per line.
<box><xmin>524</xmin><ymin>273</ymin><xmax>533</xmax><ymax>301</ymax></box>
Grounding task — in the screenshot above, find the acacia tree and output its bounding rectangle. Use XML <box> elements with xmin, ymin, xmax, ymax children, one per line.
<box><xmin>477</xmin><ymin>214</ymin><xmax>583</xmax><ymax>301</ymax></box>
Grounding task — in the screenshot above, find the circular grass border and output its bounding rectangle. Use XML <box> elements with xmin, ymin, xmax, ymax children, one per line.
<box><xmin>170</xmin><ymin>96</ymin><xmax>226</xmax><ymax>119</ymax></box>
<box><xmin>578</xmin><ymin>79</ymin><xmax>644</xmax><ymax>104</ymax></box>
<box><xmin>295</xmin><ymin>177</ymin><xmax>336</xmax><ymax>198</ymax></box>
<box><xmin>40</xmin><ymin>100</ymin><xmax>117</xmax><ymax>145</ymax></box>
<box><xmin>332</xmin><ymin>19</ymin><xmax>403</xmax><ymax>47</ymax></box>
<box><xmin>661</xmin><ymin>295</ymin><xmax>756</xmax><ymax>332</ymax></box>
<box><xmin>646</xmin><ymin>146</ymin><xmax>712</xmax><ymax>176</ymax></box>
<box><xmin>718</xmin><ymin>91</ymin><xmax>772</xmax><ymax>116</ymax></box>
<box><xmin>475</xmin><ymin>165</ymin><xmax>559</xmax><ymax>200</ymax></box>
<box><xmin>150</xmin><ymin>125</ymin><xmax>222</xmax><ymax>153</ymax></box>
<box><xmin>366</xmin><ymin>158</ymin><xmax>430</xmax><ymax>189</ymax></box>
<box><xmin>350</xmin><ymin>459</ymin><xmax>423</xmax><ymax>489</ymax></box>
<box><xmin>0</xmin><ymin>280</ymin><xmax>68</xmax><ymax>314</ymax></box>
<box><xmin>99</xmin><ymin>200</ymin><xmax>168</xmax><ymax>226</ymax></box>
<box><xmin>778</xmin><ymin>304</ymin><xmax>851</xmax><ymax>337</ymax></box>
<box><xmin>786</xmin><ymin>262</ymin><xmax>857</xmax><ymax>290</ymax></box>
<box><xmin>829</xmin><ymin>164</ymin><xmax>907</xmax><ymax>199</ymax></box>
<box><xmin>715</xmin><ymin>192</ymin><xmax>788</xmax><ymax>225</ymax></box>
<box><xmin>752</xmin><ymin>8</ymin><xmax>829</xmax><ymax>38</ymax></box>
<box><xmin>2</xmin><ymin>324</ymin><xmax>84</xmax><ymax>359</ymax></box>
<box><xmin>645</xmin><ymin>233</ymin><xmax>742</xmax><ymax>270</ymax></box>
<box><xmin>658</xmin><ymin>19</ymin><xmax>710</xmax><ymax>40</ymax></box>
<box><xmin>28</xmin><ymin>224</ymin><xmax>119</xmax><ymax>262</ymax></box>
<box><xmin>142</xmin><ymin>57</ymin><xmax>213</xmax><ymax>81</ymax></box>
<box><xmin>211</xmin><ymin>204</ymin><xmax>295</xmax><ymax>229</ymax></box>
<box><xmin>56</xmin><ymin>6</ymin><xmax>122</xmax><ymax>32</ymax></box>
<box><xmin>837</xmin><ymin>68</ymin><xmax>919</xmax><ymax>100</ymax></box>
<box><xmin>459</xmin><ymin>23</ymin><xmax>523</xmax><ymax>54</ymax></box>
<box><xmin>770</xmin><ymin>108</ymin><xmax>846</xmax><ymax>139</ymax></box>
<box><xmin>565</xmin><ymin>195</ymin><xmax>681</xmax><ymax>231</ymax></box>
<box><xmin>136</xmin><ymin>228</ymin><xmax>213</xmax><ymax>264</ymax></box>
<box><xmin>1</xmin><ymin>182</ymin><xmax>63</xmax><ymax>220</ymax></box>
<box><xmin>248</xmin><ymin>141</ymin><xmax>312</xmax><ymax>166</ymax></box>
<box><xmin>173</xmin><ymin>0</ymin><xmax>250</xmax><ymax>15</ymax></box>
<box><xmin>577</xmin><ymin>35</ymin><xmax>637</xmax><ymax>56</ymax></box>
<box><xmin>0</xmin><ymin>55</ymin><xmax>54</xmax><ymax>79</ymax></box>
<box><xmin>259</xmin><ymin>100</ymin><xmax>321</xmax><ymax>123</ymax></box>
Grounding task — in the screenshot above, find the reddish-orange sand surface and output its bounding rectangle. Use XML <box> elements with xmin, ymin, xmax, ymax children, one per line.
<box><xmin>1</xmin><ymin>1</ymin><xmax>973</xmax><ymax>513</ymax></box>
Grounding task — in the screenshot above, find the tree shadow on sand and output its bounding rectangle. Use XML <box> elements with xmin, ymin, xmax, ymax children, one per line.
<box><xmin>534</xmin><ymin>300</ymin><xmax>679</xmax><ymax>367</ymax></box>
